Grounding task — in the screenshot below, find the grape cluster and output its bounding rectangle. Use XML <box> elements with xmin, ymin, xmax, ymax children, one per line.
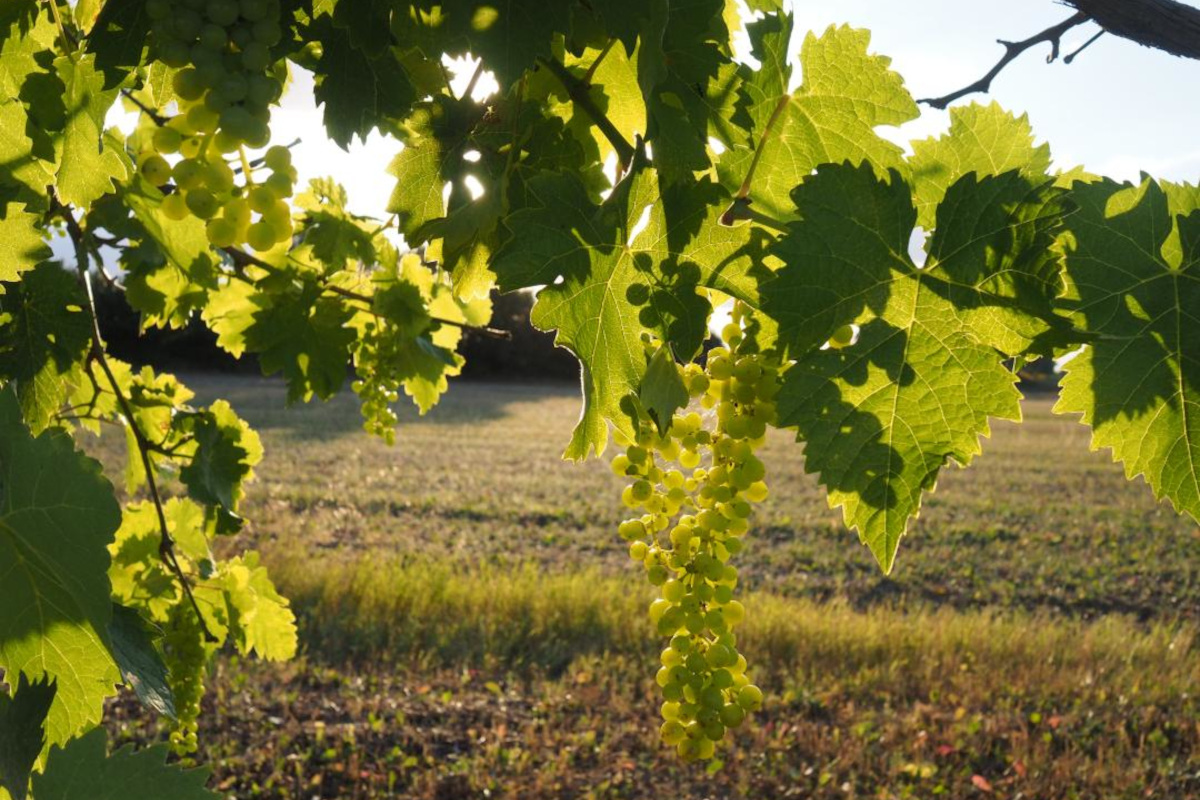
<box><xmin>140</xmin><ymin>0</ymin><xmax>297</xmax><ymax>251</ymax></box>
<box><xmin>162</xmin><ymin>604</ymin><xmax>210</xmax><ymax>755</ymax></box>
<box><xmin>613</xmin><ymin>303</ymin><xmax>779</xmax><ymax>760</ymax></box>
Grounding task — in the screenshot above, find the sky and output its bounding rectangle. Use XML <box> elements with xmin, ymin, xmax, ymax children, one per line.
<box><xmin>102</xmin><ymin>1</ymin><xmax>1200</xmax><ymax>225</ymax></box>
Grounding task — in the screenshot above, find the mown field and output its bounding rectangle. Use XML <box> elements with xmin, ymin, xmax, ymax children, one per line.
<box><xmin>93</xmin><ymin>375</ymin><xmax>1200</xmax><ymax>799</ymax></box>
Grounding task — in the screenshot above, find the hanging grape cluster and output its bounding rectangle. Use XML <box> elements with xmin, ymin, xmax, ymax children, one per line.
<box><xmin>613</xmin><ymin>302</ymin><xmax>778</xmax><ymax>760</ymax></box>
<box><xmin>140</xmin><ymin>0</ymin><xmax>297</xmax><ymax>251</ymax></box>
<box><xmin>161</xmin><ymin>602</ymin><xmax>211</xmax><ymax>755</ymax></box>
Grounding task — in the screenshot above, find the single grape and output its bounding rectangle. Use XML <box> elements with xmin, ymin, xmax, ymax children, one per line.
<box><xmin>162</xmin><ymin>192</ymin><xmax>190</xmax><ymax>221</ymax></box>
<box><xmin>206</xmin><ymin>0</ymin><xmax>241</xmax><ymax>26</ymax></box>
<box><xmin>241</xmin><ymin>41</ymin><xmax>270</xmax><ymax>71</ymax></box>
<box><xmin>172</xmin><ymin>158</ymin><xmax>206</xmax><ymax>190</ymax></box>
<box><xmin>263</xmin><ymin>144</ymin><xmax>291</xmax><ymax>171</ymax></box>
<box><xmin>245</xmin><ymin>220</ymin><xmax>276</xmax><ymax>251</ymax></box>
<box><xmin>136</xmin><ymin>153</ymin><xmax>171</xmax><ymax>185</ymax></box>
<box><xmin>152</xmin><ymin>125</ymin><xmax>183</xmax><ymax>154</ymax></box>
<box><xmin>185</xmin><ymin>188</ymin><xmax>219</xmax><ymax>219</ymax></box>
<box><xmin>179</xmin><ymin>135</ymin><xmax>205</xmax><ymax>159</ymax></box>
<box><xmin>206</xmin><ymin>217</ymin><xmax>238</xmax><ymax>247</ymax></box>
<box><xmin>251</xmin><ymin>18</ymin><xmax>281</xmax><ymax>46</ymax></box>
<box><xmin>173</xmin><ymin>68</ymin><xmax>206</xmax><ymax>102</ymax></box>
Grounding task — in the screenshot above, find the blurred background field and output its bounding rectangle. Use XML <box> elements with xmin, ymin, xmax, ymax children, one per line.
<box><xmin>94</xmin><ymin>375</ymin><xmax>1200</xmax><ymax>799</ymax></box>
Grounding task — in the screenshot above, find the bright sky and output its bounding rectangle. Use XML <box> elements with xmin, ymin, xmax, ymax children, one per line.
<box><xmin>103</xmin><ymin>2</ymin><xmax>1200</xmax><ymax>224</ymax></box>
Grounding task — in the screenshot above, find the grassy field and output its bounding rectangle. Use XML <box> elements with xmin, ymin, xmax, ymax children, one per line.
<box><xmin>95</xmin><ymin>375</ymin><xmax>1200</xmax><ymax>799</ymax></box>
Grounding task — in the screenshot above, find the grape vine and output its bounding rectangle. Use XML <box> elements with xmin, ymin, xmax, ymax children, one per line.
<box><xmin>0</xmin><ymin>0</ymin><xmax>1197</xmax><ymax>794</ymax></box>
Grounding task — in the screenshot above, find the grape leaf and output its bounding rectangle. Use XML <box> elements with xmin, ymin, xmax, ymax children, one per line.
<box><xmin>122</xmin><ymin>180</ymin><xmax>219</xmax><ymax>329</ymax></box>
<box><xmin>0</xmin><ymin>387</ymin><xmax>121</xmax><ymax>748</ymax></box>
<box><xmin>177</xmin><ymin>400</ymin><xmax>264</xmax><ymax>531</ymax></box>
<box><xmin>307</xmin><ymin>10</ymin><xmax>415</xmax><ymax>148</ymax></box>
<box><xmin>0</xmin><ymin>262</ymin><xmax>92</xmax><ymax>434</ymax></box>
<box><xmin>31</xmin><ymin>728</ymin><xmax>215</xmax><ymax>800</ymax></box>
<box><xmin>83</xmin><ymin>0</ymin><xmax>151</xmax><ymax>89</ymax></box>
<box><xmin>717</xmin><ymin>18</ymin><xmax>918</xmax><ymax>221</ymax></box>
<box><xmin>51</xmin><ymin>54</ymin><xmax>128</xmax><ymax>208</ymax></box>
<box><xmin>0</xmin><ymin>673</ymin><xmax>55</xmax><ymax>800</ymax></box>
<box><xmin>214</xmin><ymin>553</ymin><xmax>297</xmax><ymax>662</ymax></box>
<box><xmin>909</xmin><ymin>102</ymin><xmax>1052</xmax><ymax>229</ymax></box>
<box><xmin>0</xmin><ymin>204</ymin><xmax>49</xmax><ymax>284</ymax></box>
<box><xmin>769</xmin><ymin>162</ymin><xmax>1067</xmax><ymax>571</ymax></box>
<box><xmin>492</xmin><ymin>157</ymin><xmax>767</xmax><ymax>458</ymax></box>
<box><xmin>107</xmin><ymin>604</ymin><xmax>175</xmax><ymax>721</ymax></box>
<box><xmin>1055</xmin><ymin>177</ymin><xmax>1200</xmax><ymax>522</ymax></box>
<box><xmin>242</xmin><ymin>286</ymin><xmax>356</xmax><ymax>403</ymax></box>
<box><xmin>639</xmin><ymin>344</ymin><xmax>687</xmax><ymax>435</ymax></box>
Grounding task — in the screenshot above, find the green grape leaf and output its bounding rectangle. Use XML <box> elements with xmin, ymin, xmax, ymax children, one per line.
<box><xmin>122</xmin><ymin>181</ymin><xmax>219</xmax><ymax>329</ymax></box>
<box><xmin>717</xmin><ymin>18</ymin><xmax>918</xmax><ymax>221</ymax></box>
<box><xmin>206</xmin><ymin>553</ymin><xmax>296</xmax><ymax>662</ymax></box>
<box><xmin>0</xmin><ymin>204</ymin><xmax>49</xmax><ymax>284</ymax></box>
<box><xmin>769</xmin><ymin>162</ymin><xmax>1065</xmax><ymax>571</ymax></box>
<box><xmin>243</xmin><ymin>287</ymin><xmax>356</xmax><ymax>403</ymax></box>
<box><xmin>107</xmin><ymin>604</ymin><xmax>175</xmax><ymax>721</ymax></box>
<box><xmin>0</xmin><ymin>387</ymin><xmax>121</xmax><ymax>747</ymax></box>
<box><xmin>909</xmin><ymin>102</ymin><xmax>1052</xmax><ymax>229</ymax></box>
<box><xmin>83</xmin><ymin>0</ymin><xmax>151</xmax><ymax>89</ymax></box>
<box><xmin>30</xmin><ymin>728</ymin><xmax>216</xmax><ymax>800</ymax></box>
<box><xmin>1055</xmin><ymin>178</ymin><xmax>1200</xmax><ymax>521</ymax></box>
<box><xmin>635</xmin><ymin>0</ymin><xmax>733</xmax><ymax>185</ymax></box>
<box><xmin>0</xmin><ymin>673</ymin><xmax>55</xmax><ymax>800</ymax></box>
<box><xmin>492</xmin><ymin>158</ymin><xmax>767</xmax><ymax>458</ymax></box>
<box><xmin>308</xmin><ymin>11</ymin><xmax>415</xmax><ymax>148</ymax></box>
<box><xmin>109</xmin><ymin>500</ymin><xmax>211</xmax><ymax>624</ymax></box>
<box><xmin>639</xmin><ymin>344</ymin><xmax>688</xmax><ymax>435</ymax></box>
<box><xmin>0</xmin><ymin>262</ymin><xmax>92</xmax><ymax>434</ymax></box>
<box><xmin>296</xmin><ymin>180</ymin><xmax>378</xmax><ymax>271</ymax></box>
<box><xmin>178</xmin><ymin>401</ymin><xmax>263</xmax><ymax>529</ymax></box>
<box><xmin>51</xmin><ymin>54</ymin><xmax>127</xmax><ymax>208</ymax></box>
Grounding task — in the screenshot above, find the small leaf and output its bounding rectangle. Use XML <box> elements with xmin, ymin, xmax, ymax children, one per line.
<box><xmin>639</xmin><ymin>344</ymin><xmax>687</xmax><ymax>435</ymax></box>
<box><xmin>107</xmin><ymin>605</ymin><xmax>176</xmax><ymax>721</ymax></box>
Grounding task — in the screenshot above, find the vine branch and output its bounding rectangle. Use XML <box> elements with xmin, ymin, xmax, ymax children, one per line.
<box><xmin>919</xmin><ymin>12</ymin><xmax>1089</xmax><ymax>109</ymax></box>
<box><xmin>538</xmin><ymin>56</ymin><xmax>636</xmax><ymax>172</ymax></box>
<box><xmin>59</xmin><ymin>200</ymin><xmax>217</xmax><ymax>643</ymax></box>
<box><xmin>120</xmin><ymin>89</ymin><xmax>168</xmax><ymax>126</ymax></box>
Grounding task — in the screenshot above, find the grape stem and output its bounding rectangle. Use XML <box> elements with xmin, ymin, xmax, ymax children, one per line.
<box><xmin>538</xmin><ymin>56</ymin><xmax>635</xmax><ymax>173</ymax></box>
<box><xmin>59</xmin><ymin>199</ymin><xmax>218</xmax><ymax>643</ymax></box>
<box><xmin>121</xmin><ymin>89</ymin><xmax>169</xmax><ymax>126</ymax></box>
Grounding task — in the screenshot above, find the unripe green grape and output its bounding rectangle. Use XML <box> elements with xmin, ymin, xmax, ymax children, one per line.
<box><xmin>239</xmin><ymin>0</ymin><xmax>269</xmax><ymax>20</ymax></box>
<box><xmin>172</xmin><ymin>158</ymin><xmax>206</xmax><ymax>190</ymax></box>
<box><xmin>185</xmin><ymin>188</ymin><xmax>219</xmax><ymax>219</ymax></box>
<box><xmin>152</xmin><ymin>125</ymin><xmax>183</xmax><ymax>154</ymax></box>
<box><xmin>186</xmin><ymin>104</ymin><xmax>220</xmax><ymax>133</ymax></box>
<box><xmin>138</xmin><ymin>153</ymin><xmax>172</xmax><ymax>185</ymax></box>
<box><xmin>629</xmin><ymin>541</ymin><xmax>648</xmax><ymax>561</ymax></box>
<box><xmin>173</xmin><ymin>10</ymin><xmax>204</xmax><ymax>40</ymax></box>
<box><xmin>246</xmin><ymin>184</ymin><xmax>277</xmax><ymax>213</ymax></box>
<box><xmin>225</xmin><ymin>196</ymin><xmax>252</xmax><ymax>227</ymax></box>
<box><xmin>245</xmin><ymin>220</ymin><xmax>276</xmax><ymax>251</ymax></box>
<box><xmin>204</xmin><ymin>90</ymin><xmax>232</xmax><ymax>114</ymax></box>
<box><xmin>661</xmin><ymin>720</ymin><xmax>686</xmax><ymax>745</ymax></box>
<box><xmin>179</xmin><ymin>135</ymin><xmax>205</xmax><ymax>159</ymax></box>
<box><xmin>262</xmin><ymin>198</ymin><xmax>290</xmax><ymax>228</ymax></box>
<box><xmin>199</xmin><ymin>23</ymin><xmax>228</xmax><ymax>50</ymax></box>
<box><xmin>206</xmin><ymin>217</ymin><xmax>238</xmax><ymax>247</ymax></box>
<box><xmin>629</xmin><ymin>479</ymin><xmax>653</xmax><ymax>504</ymax></box>
<box><xmin>647</xmin><ymin>564</ymin><xmax>669</xmax><ymax>586</ymax></box>
<box><xmin>736</xmin><ymin>684</ymin><xmax>763</xmax><ymax>711</ymax></box>
<box><xmin>173</xmin><ymin>68</ymin><xmax>206</xmax><ymax>101</ymax></box>
<box><xmin>263</xmin><ymin>144</ymin><xmax>291</xmax><ymax>171</ymax></box>
<box><xmin>161</xmin><ymin>192</ymin><xmax>190</xmax><ymax>220</ymax></box>
<box><xmin>241</xmin><ymin>41</ymin><xmax>270</xmax><ymax>71</ymax></box>
<box><xmin>719</xmin><ymin>703</ymin><xmax>745</xmax><ymax>728</ymax></box>
<box><xmin>252</xmin><ymin>18</ymin><xmax>281</xmax><ymax>46</ymax></box>
<box><xmin>158</xmin><ymin>40</ymin><xmax>192</xmax><ymax>68</ymax></box>
<box><xmin>206</xmin><ymin>0</ymin><xmax>241</xmax><ymax>26</ymax></box>
<box><xmin>212</xmin><ymin>129</ymin><xmax>241</xmax><ymax>153</ymax></box>
<box><xmin>264</xmin><ymin>171</ymin><xmax>292</xmax><ymax>200</ymax></box>
<box><xmin>723</xmin><ymin>600</ymin><xmax>744</xmax><ymax>626</ymax></box>
<box><xmin>618</xmin><ymin>519</ymin><xmax>645</xmax><ymax>541</ymax></box>
<box><xmin>229</xmin><ymin>23</ymin><xmax>254</xmax><ymax>49</ymax></box>
<box><xmin>244</xmin><ymin>120</ymin><xmax>271</xmax><ymax>148</ymax></box>
<box><xmin>167</xmin><ymin>113</ymin><xmax>198</xmax><ymax>137</ymax></box>
<box><xmin>245</xmin><ymin>73</ymin><xmax>279</xmax><ymax>106</ymax></box>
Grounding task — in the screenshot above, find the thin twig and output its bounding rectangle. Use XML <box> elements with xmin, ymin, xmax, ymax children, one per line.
<box><xmin>1065</xmin><ymin>29</ymin><xmax>1106</xmax><ymax>63</ymax></box>
<box><xmin>538</xmin><ymin>56</ymin><xmax>636</xmax><ymax>172</ymax></box>
<box><xmin>919</xmin><ymin>12</ymin><xmax>1090</xmax><ymax>109</ymax></box>
<box><xmin>59</xmin><ymin>200</ymin><xmax>217</xmax><ymax>642</ymax></box>
<box><xmin>583</xmin><ymin>38</ymin><xmax>617</xmax><ymax>84</ymax></box>
<box><xmin>460</xmin><ymin>59</ymin><xmax>485</xmax><ymax>101</ymax></box>
<box><xmin>225</xmin><ymin>246</ymin><xmax>513</xmax><ymax>340</ymax></box>
<box><xmin>719</xmin><ymin>197</ymin><xmax>788</xmax><ymax>232</ymax></box>
<box><xmin>121</xmin><ymin>89</ymin><xmax>169</xmax><ymax>126</ymax></box>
